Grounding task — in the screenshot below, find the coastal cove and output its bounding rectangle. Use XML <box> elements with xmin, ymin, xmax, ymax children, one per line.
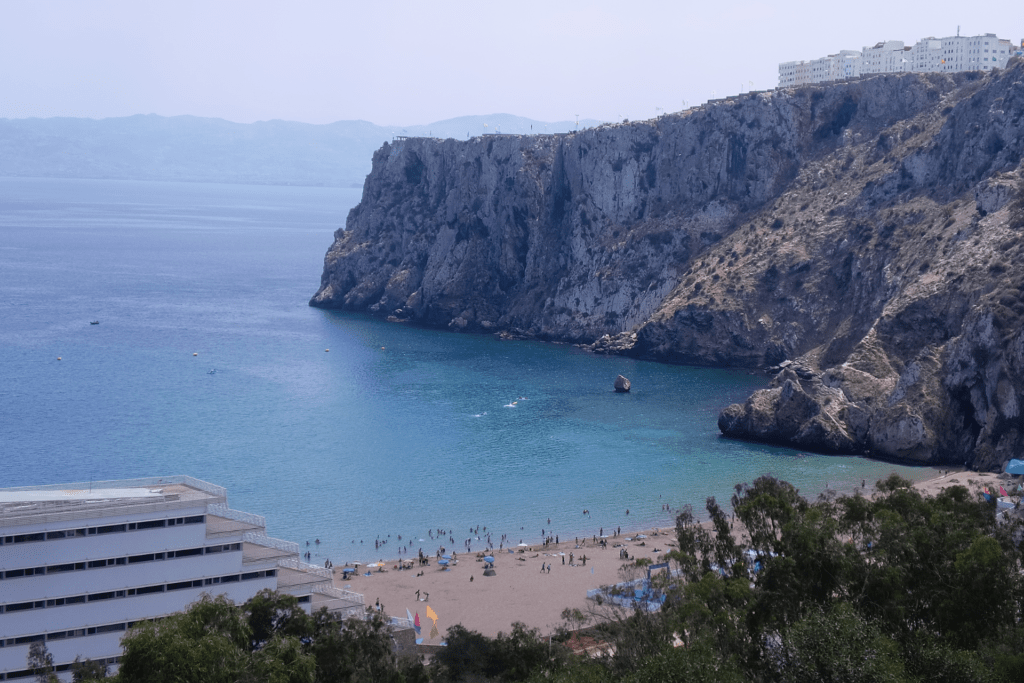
<box><xmin>0</xmin><ymin>177</ymin><xmax>938</xmax><ymax>568</ymax></box>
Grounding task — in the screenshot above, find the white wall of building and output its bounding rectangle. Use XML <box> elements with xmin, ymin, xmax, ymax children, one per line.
<box><xmin>0</xmin><ymin>477</ymin><xmax>360</xmax><ymax>681</ymax></box>
<box><xmin>778</xmin><ymin>32</ymin><xmax>1018</xmax><ymax>87</ymax></box>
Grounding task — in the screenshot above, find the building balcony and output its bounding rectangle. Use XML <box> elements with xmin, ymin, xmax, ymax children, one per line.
<box><xmin>205</xmin><ymin>505</ymin><xmax>265</xmax><ymax>538</ymax></box>
<box><xmin>310</xmin><ymin>584</ymin><xmax>365</xmax><ymax>619</ymax></box>
<box><xmin>242</xmin><ymin>533</ymin><xmax>299</xmax><ymax>565</ymax></box>
<box><xmin>274</xmin><ymin>558</ymin><xmax>332</xmax><ymax>591</ymax></box>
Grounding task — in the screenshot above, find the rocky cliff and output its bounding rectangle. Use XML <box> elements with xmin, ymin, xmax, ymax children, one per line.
<box><xmin>312</xmin><ymin>59</ymin><xmax>1024</xmax><ymax>471</ymax></box>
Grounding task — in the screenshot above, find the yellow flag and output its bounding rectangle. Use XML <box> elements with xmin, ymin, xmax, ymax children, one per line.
<box><xmin>426</xmin><ymin>605</ymin><xmax>439</xmax><ymax>623</ymax></box>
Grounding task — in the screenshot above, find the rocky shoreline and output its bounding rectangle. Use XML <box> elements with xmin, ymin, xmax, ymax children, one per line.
<box><xmin>313</xmin><ymin>60</ymin><xmax>1024</xmax><ymax>471</ymax></box>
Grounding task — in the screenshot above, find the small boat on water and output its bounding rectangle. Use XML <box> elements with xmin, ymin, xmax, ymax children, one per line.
<box><xmin>90</xmin><ymin>321</ymin><xmax>99</xmax><ymax>325</ymax></box>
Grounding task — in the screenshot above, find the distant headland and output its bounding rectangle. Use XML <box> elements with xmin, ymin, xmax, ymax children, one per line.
<box><xmin>311</xmin><ymin>60</ymin><xmax>1024</xmax><ymax>472</ymax></box>
<box><xmin>0</xmin><ymin>113</ymin><xmax>601</xmax><ymax>188</ymax></box>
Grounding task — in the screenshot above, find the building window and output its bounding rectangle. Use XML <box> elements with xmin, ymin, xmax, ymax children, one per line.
<box><xmin>134</xmin><ymin>519</ymin><xmax>167</xmax><ymax>530</ymax></box>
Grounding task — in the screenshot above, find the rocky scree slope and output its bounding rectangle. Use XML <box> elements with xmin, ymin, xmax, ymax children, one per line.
<box><xmin>312</xmin><ymin>60</ymin><xmax>1024</xmax><ymax>471</ymax></box>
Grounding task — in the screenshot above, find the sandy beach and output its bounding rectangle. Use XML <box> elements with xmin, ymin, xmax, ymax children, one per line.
<box><xmin>330</xmin><ymin>468</ymin><xmax>1019</xmax><ymax>642</ymax></box>
<box><xmin>332</xmin><ymin>528</ymin><xmax>675</xmax><ymax>642</ymax></box>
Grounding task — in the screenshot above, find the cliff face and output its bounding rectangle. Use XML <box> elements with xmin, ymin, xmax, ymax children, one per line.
<box><xmin>313</xmin><ymin>60</ymin><xmax>1024</xmax><ymax>471</ymax></box>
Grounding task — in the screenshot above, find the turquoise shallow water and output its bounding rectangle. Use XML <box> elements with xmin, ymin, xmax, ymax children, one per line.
<box><xmin>0</xmin><ymin>177</ymin><xmax>937</xmax><ymax>565</ymax></box>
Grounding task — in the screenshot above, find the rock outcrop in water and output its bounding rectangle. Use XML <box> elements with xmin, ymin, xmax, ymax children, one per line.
<box><xmin>312</xmin><ymin>59</ymin><xmax>1024</xmax><ymax>471</ymax></box>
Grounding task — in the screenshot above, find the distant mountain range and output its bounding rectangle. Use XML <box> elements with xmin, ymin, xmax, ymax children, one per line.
<box><xmin>0</xmin><ymin>114</ymin><xmax>603</xmax><ymax>187</ymax></box>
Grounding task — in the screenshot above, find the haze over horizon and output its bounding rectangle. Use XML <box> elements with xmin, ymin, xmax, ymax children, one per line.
<box><xmin>2</xmin><ymin>0</ymin><xmax>1019</xmax><ymax>128</ymax></box>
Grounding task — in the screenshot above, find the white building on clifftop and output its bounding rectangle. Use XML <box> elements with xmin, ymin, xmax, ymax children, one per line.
<box><xmin>778</xmin><ymin>32</ymin><xmax>1018</xmax><ymax>87</ymax></box>
<box><xmin>0</xmin><ymin>476</ymin><xmax>364</xmax><ymax>681</ymax></box>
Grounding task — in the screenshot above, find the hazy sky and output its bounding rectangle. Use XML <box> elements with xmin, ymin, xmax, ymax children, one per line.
<box><xmin>1</xmin><ymin>1</ymin><xmax>1019</xmax><ymax>126</ymax></box>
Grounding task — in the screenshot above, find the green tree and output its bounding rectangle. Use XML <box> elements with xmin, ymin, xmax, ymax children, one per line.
<box><xmin>431</xmin><ymin>624</ymin><xmax>493</xmax><ymax>682</ymax></box>
<box><xmin>671</xmin><ymin>572</ymin><xmax>754</xmax><ymax>665</ymax></box>
<box><xmin>116</xmin><ymin>595</ymin><xmax>251</xmax><ymax>683</ymax></box>
<box><xmin>245</xmin><ymin>635</ymin><xmax>315</xmax><ymax>683</ymax></box>
<box><xmin>489</xmin><ymin>622</ymin><xmax>565</xmax><ymax>681</ymax></box>
<box><xmin>330</xmin><ymin>612</ymin><xmax>404</xmax><ymax>683</ymax></box>
<box><xmin>27</xmin><ymin>641</ymin><xmax>59</xmax><ymax>683</ymax></box>
<box><xmin>115</xmin><ymin>591</ymin><xmax>410</xmax><ymax>683</ymax></box>
<box><xmin>979</xmin><ymin>625</ymin><xmax>1024</xmax><ymax>680</ymax></box>
<box><xmin>773</xmin><ymin>603</ymin><xmax>906</xmax><ymax>683</ymax></box>
<box><xmin>71</xmin><ymin>656</ymin><xmax>108</xmax><ymax>682</ymax></box>
<box><xmin>903</xmin><ymin>631</ymin><xmax>994</xmax><ymax>683</ymax></box>
<box><xmin>705</xmin><ymin>496</ymin><xmax>739</xmax><ymax>572</ymax></box>
<box><xmin>732</xmin><ymin>476</ymin><xmax>807</xmax><ymax>555</ymax></box>
<box><xmin>658</xmin><ymin>473</ymin><xmax>1024</xmax><ymax>680</ymax></box>
<box><xmin>526</xmin><ymin>659</ymin><xmax>613</xmax><ymax>683</ymax></box>
<box><xmin>624</xmin><ymin>640</ymin><xmax>745</xmax><ymax>683</ymax></box>
<box><xmin>245</xmin><ymin>589</ymin><xmax>313</xmax><ymax>650</ymax></box>
<box><xmin>559</xmin><ymin>607</ymin><xmax>590</xmax><ymax>634</ymax></box>
<box><xmin>671</xmin><ymin>504</ymin><xmax>713</xmax><ymax>582</ymax></box>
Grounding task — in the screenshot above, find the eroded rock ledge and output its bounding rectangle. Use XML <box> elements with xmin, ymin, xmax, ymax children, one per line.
<box><xmin>313</xmin><ymin>60</ymin><xmax>1024</xmax><ymax>471</ymax></box>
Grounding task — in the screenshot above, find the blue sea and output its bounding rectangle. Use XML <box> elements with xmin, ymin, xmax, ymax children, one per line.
<box><xmin>0</xmin><ymin>177</ymin><xmax>936</xmax><ymax>565</ymax></box>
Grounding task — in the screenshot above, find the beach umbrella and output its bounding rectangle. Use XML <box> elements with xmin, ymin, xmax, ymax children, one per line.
<box><xmin>1006</xmin><ymin>459</ymin><xmax>1024</xmax><ymax>475</ymax></box>
<box><xmin>442</xmin><ymin>554</ymin><xmax>452</xmax><ymax>560</ymax></box>
<box><xmin>483</xmin><ymin>555</ymin><xmax>495</xmax><ymax>563</ymax></box>
<box><xmin>438</xmin><ymin>558</ymin><xmax>449</xmax><ymax>565</ymax></box>
<box><xmin>342</xmin><ymin>567</ymin><xmax>356</xmax><ymax>573</ymax></box>
<box><xmin>517</xmin><ymin>543</ymin><xmax>528</xmax><ymax>547</ymax></box>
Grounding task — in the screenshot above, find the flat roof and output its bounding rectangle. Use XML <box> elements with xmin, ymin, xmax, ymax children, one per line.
<box><xmin>0</xmin><ymin>476</ymin><xmax>227</xmax><ymax>528</ymax></box>
<box><xmin>0</xmin><ymin>488</ymin><xmax>165</xmax><ymax>503</ymax></box>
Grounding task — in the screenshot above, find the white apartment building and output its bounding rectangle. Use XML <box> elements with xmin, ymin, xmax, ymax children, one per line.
<box><xmin>779</xmin><ymin>32</ymin><xmax>1019</xmax><ymax>87</ymax></box>
<box><xmin>910</xmin><ymin>37</ymin><xmax>944</xmax><ymax>73</ymax></box>
<box><xmin>779</xmin><ymin>51</ymin><xmax>861</xmax><ymax>87</ymax></box>
<box><xmin>0</xmin><ymin>476</ymin><xmax>365</xmax><ymax>681</ymax></box>
<box><xmin>939</xmin><ymin>34</ymin><xmax>1015</xmax><ymax>72</ymax></box>
<box><xmin>860</xmin><ymin>40</ymin><xmax>911</xmax><ymax>75</ymax></box>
